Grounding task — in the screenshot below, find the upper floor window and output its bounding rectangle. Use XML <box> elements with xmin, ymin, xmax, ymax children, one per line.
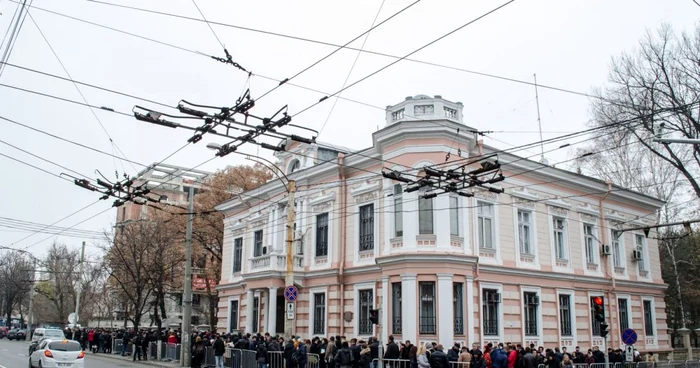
<box><xmin>444</xmin><ymin>107</ymin><xmax>457</xmax><ymax>118</ymax></box>
<box><xmin>394</xmin><ymin>184</ymin><xmax>403</xmax><ymax>237</ymax></box>
<box><xmin>414</xmin><ymin>104</ymin><xmax>434</xmax><ymax>116</ymax></box>
<box><xmin>450</xmin><ymin>196</ymin><xmax>460</xmax><ymax>236</ymax></box>
<box><xmin>288</xmin><ymin>159</ymin><xmax>301</xmax><ymax>174</ymax></box>
<box><xmin>636</xmin><ymin>234</ymin><xmax>647</xmax><ymax>273</ymax></box>
<box><xmin>315</xmin><ymin>213</ymin><xmax>329</xmax><ymax>257</ymax></box>
<box><xmin>612</xmin><ymin>230</ymin><xmax>623</xmax><ymax>268</ymax></box>
<box><xmin>253</xmin><ymin>230</ymin><xmax>264</xmax><ymax>257</ymax></box>
<box><xmin>478</xmin><ymin>202</ymin><xmax>495</xmax><ymax>249</ymax></box>
<box><xmin>392</xmin><ymin>109</ymin><xmax>404</xmax><ymax>121</ymax></box>
<box><xmin>518</xmin><ymin>210</ymin><xmax>532</xmax><ymax>255</ymax></box>
<box><xmin>418</xmin><ymin>193</ymin><xmax>434</xmax><ymax>235</ymax></box>
<box><xmin>553</xmin><ymin>217</ymin><xmax>566</xmax><ymax>260</ymax></box>
<box><xmin>583</xmin><ymin>224</ymin><xmax>596</xmax><ymax>264</ymax></box>
<box><xmin>233</xmin><ymin>237</ymin><xmax>243</xmax><ymax>273</ymax></box>
<box><xmin>359</xmin><ymin>204</ymin><xmax>374</xmax><ymax>251</ymax></box>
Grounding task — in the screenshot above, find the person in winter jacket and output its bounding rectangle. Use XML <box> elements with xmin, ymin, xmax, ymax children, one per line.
<box><xmin>507</xmin><ymin>345</ymin><xmax>518</xmax><ymax>368</ymax></box>
<box><xmin>326</xmin><ymin>336</ymin><xmax>337</xmax><ymax>368</ymax></box>
<box><xmin>334</xmin><ymin>341</ymin><xmax>355</xmax><ymax>368</ymax></box>
<box><xmin>192</xmin><ymin>336</ymin><xmax>205</xmax><ymax>368</ymax></box>
<box><xmin>483</xmin><ymin>344</ymin><xmax>493</xmax><ymax>368</ymax></box>
<box><xmin>429</xmin><ymin>344</ymin><xmax>449</xmax><ymax>368</ymax></box>
<box><xmin>256</xmin><ymin>338</ymin><xmax>268</xmax><ymax>368</ymax></box>
<box><xmin>491</xmin><ymin>344</ymin><xmax>508</xmax><ymax>368</ymax></box>
<box><xmin>459</xmin><ymin>347</ymin><xmax>472</xmax><ymax>364</ymax></box>
<box><xmin>360</xmin><ymin>342</ymin><xmax>373</xmax><ymax>368</ymax></box>
<box><xmin>384</xmin><ymin>335</ymin><xmax>400</xmax><ymax>360</ymax></box>
<box><xmin>584</xmin><ymin>351</ymin><xmax>595</xmax><ymax>365</ymax></box>
<box><xmin>447</xmin><ymin>344</ymin><xmax>461</xmax><ymax>362</ymax></box>
<box><xmin>471</xmin><ymin>350</ymin><xmax>485</xmax><ymax>368</ymax></box>
<box><xmin>213</xmin><ymin>335</ymin><xmax>225</xmax><ymax>368</ymax></box>
<box><xmin>417</xmin><ymin>343</ymin><xmax>431</xmax><ymax>368</ymax></box>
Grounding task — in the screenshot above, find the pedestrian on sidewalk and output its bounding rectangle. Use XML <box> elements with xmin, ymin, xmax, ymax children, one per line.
<box><xmin>214</xmin><ymin>334</ymin><xmax>225</xmax><ymax>368</ymax></box>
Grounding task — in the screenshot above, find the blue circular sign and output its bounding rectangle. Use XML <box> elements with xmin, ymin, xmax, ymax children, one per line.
<box><xmin>621</xmin><ymin>328</ymin><xmax>637</xmax><ymax>345</ymax></box>
<box><xmin>284</xmin><ymin>285</ymin><xmax>298</xmax><ymax>302</ymax></box>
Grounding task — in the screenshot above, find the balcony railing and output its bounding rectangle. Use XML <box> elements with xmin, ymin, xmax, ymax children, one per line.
<box><xmin>419</xmin><ymin>316</ymin><xmax>436</xmax><ymax>334</ymax></box>
<box><xmin>483</xmin><ymin>319</ymin><xmax>498</xmax><ymax>336</ymax></box>
<box><xmin>454</xmin><ymin>317</ymin><xmax>464</xmax><ymax>334</ymax></box>
<box><xmin>250</xmin><ymin>254</ymin><xmax>303</xmax><ymax>272</ymax></box>
<box><xmin>392</xmin><ymin>317</ymin><xmax>402</xmax><ymax>334</ymax></box>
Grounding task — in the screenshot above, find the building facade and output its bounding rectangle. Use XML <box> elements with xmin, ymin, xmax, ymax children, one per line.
<box><xmin>215</xmin><ymin>95</ymin><xmax>669</xmax><ymax>353</ymax></box>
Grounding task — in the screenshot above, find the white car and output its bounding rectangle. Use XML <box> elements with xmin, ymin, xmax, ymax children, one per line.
<box><xmin>29</xmin><ymin>339</ymin><xmax>84</xmax><ymax>368</ymax></box>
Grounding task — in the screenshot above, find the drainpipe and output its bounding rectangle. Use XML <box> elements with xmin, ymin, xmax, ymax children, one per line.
<box><xmin>598</xmin><ymin>181</ymin><xmax>616</xmax><ymax>346</ymax></box>
<box><xmin>338</xmin><ymin>153</ymin><xmax>347</xmax><ymax>337</ymax></box>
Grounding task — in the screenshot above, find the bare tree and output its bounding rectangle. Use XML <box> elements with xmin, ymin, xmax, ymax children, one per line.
<box><xmin>0</xmin><ymin>251</ymin><xmax>34</xmax><ymax>325</ymax></box>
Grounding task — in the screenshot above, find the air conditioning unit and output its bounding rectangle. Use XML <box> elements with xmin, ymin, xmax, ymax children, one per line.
<box><xmin>632</xmin><ymin>249</ymin><xmax>642</xmax><ymax>261</ymax></box>
<box><xmin>529</xmin><ymin>296</ymin><xmax>540</xmax><ymax>306</ymax></box>
<box><xmin>601</xmin><ymin>244</ymin><xmax>612</xmax><ymax>256</ymax></box>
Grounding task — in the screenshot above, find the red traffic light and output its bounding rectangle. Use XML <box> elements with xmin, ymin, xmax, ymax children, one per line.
<box><xmin>592</xmin><ymin>296</ymin><xmax>603</xmax><ymax>306</ymax></box>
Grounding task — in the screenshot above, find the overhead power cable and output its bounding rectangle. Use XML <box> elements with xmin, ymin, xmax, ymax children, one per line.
<box><xmin>9</xmin><ymin>200</ymin><xmax>101</xmax><ymax>247</ymax></box>
<box><xmin>0</xmin><ymin>137</ymin><xmax>92</xmax><ymax>179</ymax></box>
<box><xmin>0</xmin><ymin>0</ymin><xmax>30</xmax><ymax>79</ymax></box>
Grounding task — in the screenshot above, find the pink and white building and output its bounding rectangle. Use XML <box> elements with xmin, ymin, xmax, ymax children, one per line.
<box><xmin>215</xmin><ymin>94</ymin><xmax>669</xmax><ymax>353</ymax></box>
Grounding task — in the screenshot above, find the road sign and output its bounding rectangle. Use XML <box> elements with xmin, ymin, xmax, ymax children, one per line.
<box><xmin>625</xmin><ymin>344</ymin><xmax>634</xmax><ymax>362</ymax></box>
<box><xmin>284</xmin><ymin>285</ymin><xmax>298</xmax><ymax>302</ymax></box>
<box><xmin>286</xmin><ymin>302</ymin><xmax>295</xmax><ymax>320</ymax></box>
<box><xmin>68</xmin><ymin>313</ymin><xmax>76</xmax><ymax>324</ymax></box>
<box><xmin>622</xmin><ymin>328</ymin><xmax>638</xmax><ymax>345</ymax></box>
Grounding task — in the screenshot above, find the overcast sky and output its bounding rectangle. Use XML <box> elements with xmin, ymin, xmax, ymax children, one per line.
<box><xmin>0</xmin><ymin>0</ymin><xmax>697</xmax><ymax>258</ymax></box>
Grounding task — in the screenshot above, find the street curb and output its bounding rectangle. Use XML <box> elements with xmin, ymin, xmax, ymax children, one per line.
<box><xmin>88</xmin><ymin>352</ymin><xmax>178</xmax><ymax>367</ymax></box>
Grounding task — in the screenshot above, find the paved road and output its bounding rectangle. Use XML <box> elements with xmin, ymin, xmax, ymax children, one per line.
<box><xmin>0</xmin><ymin>338</ymin><xmax>164</xmax><ymax>368</ymax></box>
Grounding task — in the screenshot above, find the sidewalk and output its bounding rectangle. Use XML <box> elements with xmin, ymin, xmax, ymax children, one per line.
<box><xmin>88</xmin><ymin>351</ymin><xmax>180</xmax><ymax>367</ymax></box>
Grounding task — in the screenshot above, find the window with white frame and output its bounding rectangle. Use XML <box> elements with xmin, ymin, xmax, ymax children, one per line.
<box><xmin>419</xmin><ymin>282</ymin><xmax>436</xmax><ymax>334</ymax></box>
<box><xmin>482</xmin><ymin>289</ymin><xmax>500</xmax><ymax>335</ymax></box>
<box><xmin>518</xmin><ymin>210</ymin><xmax>533</xmax><ymax>255</ymax></box>
<box><xmin>394</xmin><ymin>184</ymin><xmax>403</xmax><ymax>237</ymax></box>
<box><xmin>450</xmin><ymin>196</ymin><xmax>460</xmax><ymax>236</ymax></box>
<box><xmin>612</xmin><ymin>230</ymin><xmax>623</xmax><ymax>268</ymax></box>
<box><xmin>584</xmin><ymin>224</ymin><xmax>596</xmax><ymax>264</ymax></box>
<box><xmin>392</xmin><ymin>283</ymin><xmax>402</xmax><ymax>334</ymax></box>
<box><xmin>618</xmin><ymin>298</ymin><xmax>629</xmax><ymax>331</ymax></box>
<box><xmin>233</xmin><ymin>237</ymin><xmax>243</xmax><ymax>273</ymax></box>
<box><xmin>253</xmin><ymin>230</ymin><xmax>264</xmax><ymax>257</ymax></box>
<box><xmin>359</xmin><ymin>204</ymin><xmax>374</xmax><ymax>251</ymax></box>
<box><xmin>453</xmin><ymin>282</ymin><xmax>464</xmax><ymax>334</ymax></box>
<box><xmin>559</xmin><ymin>294</ymin><xmax>573</xmax><ymax>336</ymax></box>
<box><xmin>524</xmin><ymin>292</ymin><xmax>539</xmax><ymax>336</ymax></box>
<box><xmin>315</xmin><ymin>213</ymin><xmax>329</xmax><ymax>257</ymax></box>
<box><xmin>358</xmin><ymin>289</ymin><xmax>373</xmax><ymax>335</ymax></box>
<box><xmin>418</xmin><ymin>192</ymin><xmax>434</xmax><ymax>235</ymax></box>
<box><xmin>313</xmin><ymin>293</ymin><xmax>326</xmax><ymax>335</ymax></box>
<box><xmin>229</xmin><ymin>300</ymin><xmax>238</xmax><ymax>331</ymax></box>
<box><xmin>636</xmin><ymin>234</ymin><xmax>647</xmax><ymax>272</ymax></box>
<box><xmin>252</xmin><ymin>296</ymin><xmax>259</xmax><ymax>333</ymax></box>
<box><xmin>643</xmin><ymin>300</ymin><xmax>654</xmax><ymax>336</ymax></box>
<box><xmin>553</xmin><ymin>217</ymin><xmax>566</xmax><ymax>260</ymax></box>
<box><xmin>478</xmin><ymin>202</ymin><xmax>495</xmax><ymax>249</ymax></box>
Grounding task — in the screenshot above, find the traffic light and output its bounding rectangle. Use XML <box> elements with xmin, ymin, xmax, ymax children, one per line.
<box><xmin>591</xmin><ymin>296</ymin><xmax>605</xmax><ymax>322</ymax></box>
<box><xmin>600</xmin><ymin>323</ymin><xmax>610</xmax><ymax>338</ymax></box>
<box><xmin>369</xmin><ymin>309</ymin><xmax>379</xmax><ymax>324</ymax></box>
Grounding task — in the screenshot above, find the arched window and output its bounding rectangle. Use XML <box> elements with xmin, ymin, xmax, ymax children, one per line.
<box><xmin>288</xmin><ymin>159</ymin><xmax>301</xmax><ymax>174</ymax></box>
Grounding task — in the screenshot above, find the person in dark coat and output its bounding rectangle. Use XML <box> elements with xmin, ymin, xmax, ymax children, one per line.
<box><xmin>213</xmin><ymin>335</ymin><xmax>226</xmax><ymax>368</ymax></box>
<box><xmin>429</xmin><ymin>344</ymin><xmax>449</xmax><ymax>368</ymax></box>
<box><xmin>447</xmin><ymin>344</ymin><xmax>460</xmax><ymax>362</ymax></box>
<box><xmin>384</xmin><ymin>335</ymin><xmax>400</xmax><ymax>360</ymax></box>
<box><xmin>284</xmin><ymin>339</ymin><xmax>296</xmax><ymax>368</ymax></box>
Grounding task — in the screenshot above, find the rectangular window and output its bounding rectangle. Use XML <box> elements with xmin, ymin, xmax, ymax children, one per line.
<box><xmin>358</xmin><ymin>290</ymin><xmax>373</xmax><ymax>335</ymax></box>
<box><xmin>359</xmin><ymin>204</ymin><xmax>374</xmax><ymax>251</ymax></box>
<box><xmin>419</xmin><ymin>282</ymin><xmax>436</xmax><ymax>334</ymax></box>
<box><xmin>453</xmin><ymin>282</ymin><xmax>464</xmax><ymax>334</ymax></box>
<box><xmin>229</xmin><ymin>300</ymin><xmax>239</xmax><ymax>331</ymax></box>
<box><xmin>478</xmin><ymin>202</ymin><xmax>494</xmax><ymax>249</ymax></box>
<box><xmin>518</xmin><ymin>210</ymin><xmax>532</xmax><ymax>254</ymax></box>
<box><xmin>618</xmin><ymin>298</ymin><xmax>629</xmax><ymax>332</ymax></box>
<box><xmin>584</xmin><ymin>224</ymin><xmax>596</xmax><ymax>264</ymax></box>
<box><xmin>315</xmin><ymin>213</ymin><xmax>329</xmax><ymax>257</ymax></box>
<box><xmin>233</xmin><ymin>237</ymin><xmax>243</xmax><ymax>273</ymax></box>
<box><xmin>553</xmin><ymin>217</ymin><xmax>566</xmax><ymax>260</ymax></box>
<box><xmin>643</xmin><ymin>300</ymin><xmax>654</xmax><ymax>336</ymax></box>
<box><xmin>252</xmin><ymin>296</ymin><xmax>259</xmax><ymax>333</ymax></box>
<box><xmin>612</xmin><ymin>231</ymin><xmax>623</xmax><ymax>268</ymax></box>
<box><xmin>392</xmin><ymin>283</ymin><xmax>402</xmax><ymax>335</ymax></box>
<box><xmin>636</xmin><ymin>235</ymin><xmax>647</xmax><ymax>272</ymax></box>
<box><xmin>483</xmin><ymin>289</ymin><xmax>500</xmax><ymax>335</ymax></box>
<box><xmin>394</xmin><ymin>185</ymin><xmax>403</xmax><ymax>237</ymax></box>
<box><xmin>559</xmin><ymin>294</ymin><xmax>572</xmax><ymax>336</ymax></box>
<box><xmin>418</xmin><ymin>195</ymin><xmax>434</xmax><ymax>234</ymax></box>
<box><xmin>450</xmin><ymin>197</ymin><xmax>460</xmax><ymax>236</ymax></box>
<box><xmin>524</xmin><ymin>292</ymin><xmax>539</xmax><ymax>336</ymax></box>
<box><xmin>254</xmin><ymin>230</ymin><xmax>264</xmax><ymax>257</ymax></box>
<box><xmin>313</xmin><ymin>293</ymin><xmax>326</xmax><ymax>335</ymax></box>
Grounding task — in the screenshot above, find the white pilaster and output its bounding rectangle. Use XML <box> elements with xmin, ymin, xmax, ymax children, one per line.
<box><xmin>382</xmin><ymin>185</ymin><xmax>393</xmax><ymax>255</ymax></box>
<box><xmin>271</xmin><ymin>208</ymin><xmax>279</xmax><ymax>253</ymax></box>
<box><xmin>403</xmin><ymin>192</ymin><xmax>418</xmax><ymax>249</ymax></box>
<box><xmin>401</xmin><ymin>274</ymin><xmax>417</xmax><ymax>343</ymax></box>
<box><xmin>268</xmin><ymin>287</ymin><xmax>278</xmax><ymax>334</ymax></box>
<box><xmin>381</xmin><ymin>276</ymin><xmax>389</xmax><ymax>343</ymax></box>
<box><xmin>466</xmin><ymin>276</ymin><xmax>475</xmax><ymax>344</ymax></box>
<box><xmin>245</xmin><ymin>289</ymin><xmax>254</xmax><ymax>334</ymax></box>
<box><xmin>262</xmin><ymin>289</ymin><xmax>269</xmax><ymax>333</ymax></box>
<box><xmin>437</xmin><ymin>274</ymin><xmax>454</xmax><ymax>345</ymax></box>
<box><xmin>435</xmin><ymin>195</ymin><xmax>451</xmax><ymax>249</ymax></box>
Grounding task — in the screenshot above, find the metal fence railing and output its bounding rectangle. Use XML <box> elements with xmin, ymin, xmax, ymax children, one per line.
<box><xmin>307</xmin><ymin>353</ymin><xmax>320</xmax><ymax>368</ymax></box>
<box><xmin>372</xmin><ymin>358</ymin><xmax>411</xmax><ymax>368</ymax></box>
<box><xmin>269</xmin><ymin>351</ymin><xmax>285</xmax><ymax>368</ymax></box>
<box><xmin>449</xmin><ymin>362</ymin><xmax>471</xmax><ymax>368</ymax></box>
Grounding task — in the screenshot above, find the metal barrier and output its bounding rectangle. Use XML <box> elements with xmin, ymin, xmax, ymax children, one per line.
<box><xmin>574</xmin><ymin>364</ymin><xmax>589</xmax><ymax>368</ymax></box>
<box><xmin>162</xmin><ymin>342</ymin><xmax>179</xmax><ymax>362</ymax></box>
<box><xmin>687</xmin><ymin>361</ymin><xmax>700</xmax><ymax>368</ymax></box>
<box><xmin>538</xmin><ymin>364</ymin><xmax>546</xmax><ymax>368</ymax></box>
<box><xmin>307</xmin><ymin>352</ymin><xmax>320</xmax><ymax>368</ymax></box>
<box><xmin>149</xmin><ymin>341</ymin><xmax>158</xmax><ymax>359</ymax></box>
<box><xmin>371</xmin><ymin>358</ymin><xmax>411</xmax><ymax>368</ymax></box>
<box><xmin>203</xmin><ymin>346</ymin><xmax>216</xmax><ymax>367</ymax></box>
<box><xmin>269</xmin><ymin>351</ymin><xmax>285</xmax><ymax>368</ymax></box>
<box><xmin>224</xmin><ymin>348</ymin><xmax>240</xmax><ymax>368</ymax></box>
<box><xmin>450</xmin><ymin>362</ymin><xmax>471</xmax><ymax>368</ymax></box>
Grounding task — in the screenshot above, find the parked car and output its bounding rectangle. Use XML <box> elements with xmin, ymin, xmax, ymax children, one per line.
<box><xmin>7</xmin><ymin>329</ymin><xmax>26</xmax><ymax>340</ymax></box>
<box><xmin>29</xmin><ymin>329</ymin><xmax>65</xmax><ymax>355</ymax></box>
<box><xmin>29</xmin><ymin>339</ymin><xmax>84</xmax><ymax>368</ymax></box>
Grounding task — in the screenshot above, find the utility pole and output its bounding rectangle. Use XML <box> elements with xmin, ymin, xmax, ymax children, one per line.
<box><xmin>284</xmin><ymin>180</ymin><xmax>296</xmax><ymax>341</ymax></box>
<box><xmin>26</xmin><ymin>258</ymin><xmax>36</xmax><ymax>341</ymax></box>
<box><xmin>74</xmin><ymin>241</ymin><xmax>86</xmax><ymax>326</ymax></box>
<box><xmin>181</xmin><ymin>186</ymin><xmax>194</xmax><ymax>367</ymax></box>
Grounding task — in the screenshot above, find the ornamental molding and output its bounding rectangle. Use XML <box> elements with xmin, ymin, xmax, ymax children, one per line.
<box><xmin>605</xmin><ymin>209</ymin><xmax>627</xmax><ymax>222</ymax></box>
<box><xmin>509</xmin><ymin>187</ymin><xmax>539</xmax><ymax>201</ymax></box>
<box><xmin>548</xmin><ymin>205</ymin><xmax>568</xmax><ymax>217</ymax></box>
<box><xmin>351</xmin><ymin>181</ymin><xmax>381</xmax><ymax>197</ymax></box>
<box><xmin>577</xmin><ymin>203</ymin><xmax>599</xmax><ymax>217</ymax></box>
<box><xmin>474</xmin><ymin>189</ymin><xmax>499</xmax><ymax>201</ymax></box>
<box><xmin>512</xmin><ymin>197</ymin><xmax>536</xmax><ymax>209</ymax></box>
<box><xmin>544</xmin><ymin>197</ymin><xmax>572</xmax><ymax>209</ymax></box>
<box><xmin>309</xmin><ymin>191</ymin><xmax>336</xmax><ymax>207</ymax></box>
